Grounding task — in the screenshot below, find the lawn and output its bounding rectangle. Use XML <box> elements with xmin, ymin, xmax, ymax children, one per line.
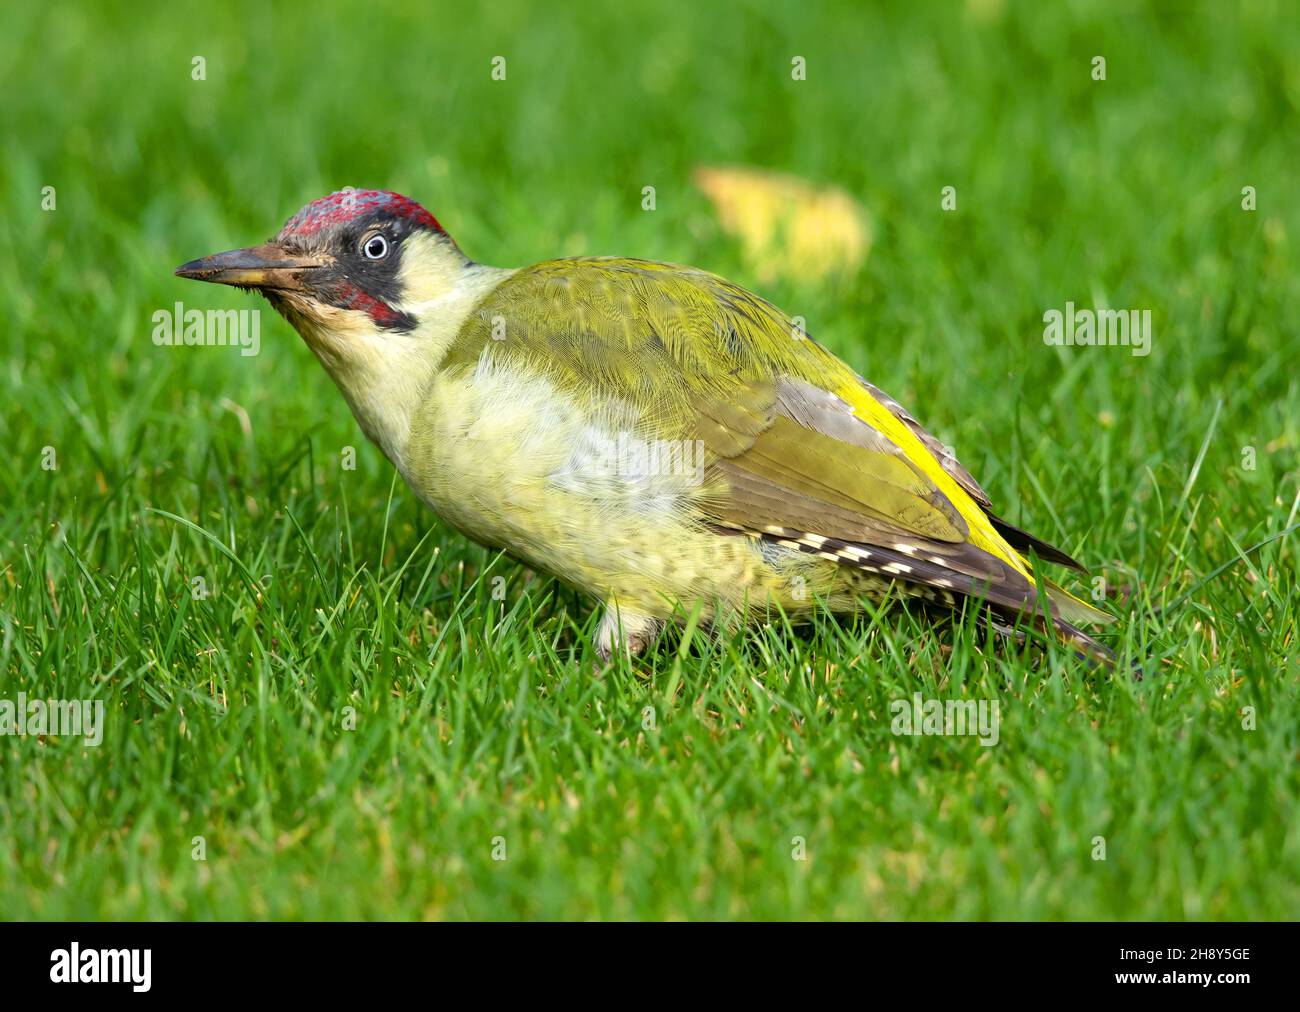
<box><xmin>1</xmin><ymin>0</ymin><xmax>1297</xmax><ymax>919</ymax></box>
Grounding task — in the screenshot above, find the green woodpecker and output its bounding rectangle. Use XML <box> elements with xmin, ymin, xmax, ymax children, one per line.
<box><xmin>176</xmin><ymin>188</ymin><xmax>1115</xmax><ymax>661</ymax></box>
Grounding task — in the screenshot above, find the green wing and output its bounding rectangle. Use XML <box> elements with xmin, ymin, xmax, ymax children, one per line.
<box><xmin>448</xmin><ymin>257</ymin><xmax>1109</xmax><ymax>624</ymax></box>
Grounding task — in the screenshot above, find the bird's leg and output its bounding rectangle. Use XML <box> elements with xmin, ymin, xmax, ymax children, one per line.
<box><xmin>595</xmin><ymin>601</ymin><xmax>663</xmax><ymax>662</ymax></box>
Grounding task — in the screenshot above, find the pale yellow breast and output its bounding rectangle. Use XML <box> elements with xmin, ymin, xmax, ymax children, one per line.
<box><xmin>401</xmin><ymin>353</ymin><xmax>858</xmax><ymax>620</ymax></box>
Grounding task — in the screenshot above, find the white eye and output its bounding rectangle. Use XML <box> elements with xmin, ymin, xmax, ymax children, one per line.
<box><xmin>362</xmin><ymin>234</ymin><xmax>388</xmax><ymax>260</ymax></box>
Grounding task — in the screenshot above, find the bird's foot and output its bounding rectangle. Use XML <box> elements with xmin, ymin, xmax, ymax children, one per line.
<box><xmin>595</xmin><ymin>602</ymin><xmax>663</xmax><ymax>665</ymax></box>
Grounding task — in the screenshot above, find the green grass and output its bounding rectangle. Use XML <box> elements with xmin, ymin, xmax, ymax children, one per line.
<box><xmin>2</xmin><ymin>0</ymin><xmax>1298</xmax><ymax>919</ymax></box>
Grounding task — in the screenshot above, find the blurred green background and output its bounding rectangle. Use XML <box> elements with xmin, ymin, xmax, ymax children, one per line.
<box><xmin>1</xmin><ymin>0</ymin><xmax>1297</xmax><ymax>920</ymax></box>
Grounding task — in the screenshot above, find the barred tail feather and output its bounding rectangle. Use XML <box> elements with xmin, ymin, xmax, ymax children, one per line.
<box><xmin>743</xmin><ymin>525</ymin><xmax>1117</xmax><ymax>667</ymax></box>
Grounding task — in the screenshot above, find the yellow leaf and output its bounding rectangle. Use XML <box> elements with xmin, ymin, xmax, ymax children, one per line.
<box><xmin>693</xmin><ymin>166</ymin><xmax>871</xmax><ymax>283</ymax></box>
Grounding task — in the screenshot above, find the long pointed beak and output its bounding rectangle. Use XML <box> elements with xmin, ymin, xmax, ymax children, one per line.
<box><xmin>174</xmin><ymin>242</ymin><xmax>326</xmax><ymax>291</ymax></box>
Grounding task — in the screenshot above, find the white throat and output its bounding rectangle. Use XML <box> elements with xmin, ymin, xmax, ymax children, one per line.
<box><xmin>278</xmin><ymin>231</ymin><xmax>514</xmax><ymax>468</ymax></box>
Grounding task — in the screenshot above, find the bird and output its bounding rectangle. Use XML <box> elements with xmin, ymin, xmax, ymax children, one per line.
<box><xmin>176</xmin><ymin>188</ymin><xmax>1115</xmax><ymax>663</ymax></box>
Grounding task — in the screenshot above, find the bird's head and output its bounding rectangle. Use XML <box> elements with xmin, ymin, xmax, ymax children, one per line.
<box><xmin>176</xmin><ymin>188</ymin><xmax>492</xmax><ymax>460</ymax></box>
<box><xmin>176</xmin><ymin>188</ymin><xmax>470</xmax><ymax>360</ymax></box>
